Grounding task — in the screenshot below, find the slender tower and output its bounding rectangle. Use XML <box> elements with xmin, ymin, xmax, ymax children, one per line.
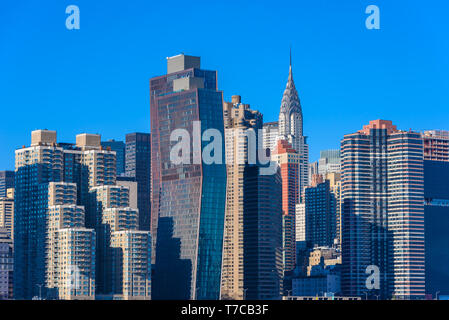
<box><xmin>278</xmin><ymin>50</ymin><xmax>309</xmax><ymax>195</ymax></box>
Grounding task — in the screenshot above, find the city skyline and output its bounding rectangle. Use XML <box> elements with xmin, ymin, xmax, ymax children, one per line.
<box><xmin>2</xmin><ymin>0</ymin><xmax>449</xmax><ymax>170</ymax></box>
<box><xmin>2</xmin><ymin>1</ymin><xmax>449</xmax><ymax>303</ymax></box>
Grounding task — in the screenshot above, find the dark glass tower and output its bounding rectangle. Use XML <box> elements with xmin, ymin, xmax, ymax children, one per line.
<box><xmin>150</xmin><ymin>54</ymin><xmax>226</xmax><ymax>300</ymax></box>
<box><xmin>0</xmin><ymin>171</ymin><xmax>14</xmax><ymax>198</ymax></box>
<box><xmin>125</xmin><ymin>133</ymin><xmax>151</xmax><ymax>231</ymax></box>
<box><xmin>243</xmin><ymin>165</ymin><xmax>283</xmax><ymax>300</ymax></box>
<box><xmin>424</xmin><ymin>160</ymin><xmax>449</xmax><ymax>297</ymax></box>
<box><xmin>304</xmin><ymin>179</ymin><xmax>337</xmax><ymax>248</ymax></box>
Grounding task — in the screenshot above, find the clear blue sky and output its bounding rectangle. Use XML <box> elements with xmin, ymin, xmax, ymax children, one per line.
<box><xmin>1</xmin><ymin>0</ymin><xmax>448</xmax><ymax>170</ymax></box>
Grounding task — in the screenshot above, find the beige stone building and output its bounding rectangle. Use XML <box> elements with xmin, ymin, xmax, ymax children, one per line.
<box><xmin>221</xmin><ymin>95</ymin><xmax>263</xmax><ymax>300</ymax></box>
<box><xmin>307</xmin><ymin>247</ymin><xmax>341</xmax><ymax>276</ymax></box>
<box><xmin>0</xmin><ymin>190</ymin><xmax>14</xmax><ymax>241</ymax></box>
<box><xmin>110</xmin><ymin>230</ymin><xmax>151</xmax><ymax>300</ymax></box>
<box><xmin>45</xmin><ymin>182</ymin><xmax>95</xmax><ymax>300</ymax></box>
<box><xmin>55</xmin><ymin>228</ymin><xmax>96</xmax><ymax>300</ymax></box>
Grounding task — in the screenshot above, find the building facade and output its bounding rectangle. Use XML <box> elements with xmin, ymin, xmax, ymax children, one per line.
<box><xmin>318</xmin><ymin>150</ymin><xmax>341</xmax><ymax>176</ymax></box>
<box><xmin>242</xmin><ymin>165</ymin><xmax>283</xmax><ymax>299</ymax></box>
<box><xmin>424</xmin><ymin>160</ymin><xmax>449</xmax><ymax>298</ymax></box>
<box><xmin>15</xmin><ymin>129</ymin><xmax>151</xmax><ymax>300</ymax></box>
<box><xmin>422</xmin><ymin>130</ymin><xmax>449</xmax><ymax>162</ymax></box>
<box><xmin>0</xmin><ymin>192</ymin><xmax>14</xmax><ymax>241</ymax></box>
<box><xmin>341</xmin><ymin>120</ymin><xmax>425</xmax><ymax>300</ymax></box>
<box><xmin>277</xmin><ymin>57</ymin><xmax>309</xmax><ymax>196</ymax></box>
<box><xmin>0</xmin><ymin>171</ymin><xmax>14</xmax><ymax>198</ymax></box>
<box><xmin>150</xmin><ymin>54</ymin><xmax>227</xmax><ymax>300</ymax></box>
<box><xmin>110</xmin><ymin>230</ymin><xmax>151</xmax><ymax>300</ymax></box>
<box><xmin>272</xmin><ymin>140</ymin><xmax>299</xmax><ymax>273</ymax></box>
<box><xmin>102</xmin><ymin>139</ymin><xmax>126</xmax><ymax>176</ymax></box>
<box><xmin>45</xmin><ymin>182</ymin><xmax>96</xmax><ymax>300</ymax></box>
<box><xmin>262</xmin><ymin>121</ymin><xmax>279</xmax><ymax>156</ymax></box>
<box><xmin>0</xmin><ymin>228</ymin><xmax>13</xmax><ymax>299</ymax></box>
<box><xmin>221</xmin><ymin>95</ymin><xmax>263</xmax><ymax>300</ymax></box>
<box><xmin>304</xmin><ymin>179</ymin><xmax>337</xmax><ymax>248</ymax></box>
<box><xmin>125</xmin><ymin>132</ymin><xmax>151</xmax><ymax>231</ymax></box>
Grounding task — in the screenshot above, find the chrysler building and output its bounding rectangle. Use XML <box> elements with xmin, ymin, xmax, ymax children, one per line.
<box><xmin>278</xmin><ymin>53</ymin><xmax>309</xmax><ymax>194</ymax></box>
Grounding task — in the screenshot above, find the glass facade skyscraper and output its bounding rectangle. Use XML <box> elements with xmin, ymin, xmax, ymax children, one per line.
<box><xmin>304</xmin><ymin>179</ymin><xmax>337</xmax><ymax>248</ymax></box>
<box><xmin>424</xmin><ymin>160</ymin><xmax>449</xmax><ymax>297</ymax></box>
<box><xmin>125</xmin><ymin>133</ymin><xmax>151</xmax><ymax>231</ymax></box>
<box><xmin>150</xmin><ymin>54</ymin><xmax>226</xmax><ymax>300</ymax></box>
<box><xmin>0</xmin><ymin>171</ymin><xmax>14</xmax><ymax>198</ymax></box>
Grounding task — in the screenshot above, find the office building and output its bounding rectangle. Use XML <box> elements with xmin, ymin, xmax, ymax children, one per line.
<box><xmin>424</xmin><ymin>160</ymin><xmax>449</xmax><ymax>297</ymax></box>
<box><xmin>0</xmin><ymin>171</ymin><xmax>14</xmax><ymax>198</ymax></box>
<box><xmin>304</xmin><ymin>179</ymin><xmax>337</xmax><ymax>248</ymax></box>
<box><xmin>318</xmin><ymin>150</ymin><xmax>341</xmax><ymax>176</ymax></box>
<box><xmin>242</xmin><ymin>165</ymin><xmax>283</xmax><ymax>299</ymax></box>
<box><xmin>125</xmin><ymin>133</ymin><xmax>151</xmax><ymax>231</ymax></box>
<box><xmin>262</xmin><ymin>121</ymin><xmax>279</xmax><ymax>155</ymax></box>
<box><xmin>272</xmin><ymin>140</ymin><xmax>300</xmax><ymax>273</ymax></box>
<box><xmin>292</xmin><ymin>273</ymin><xmax>341</xmax><ymax>297</ymax></box>
<box><xmin>278</xmin><ymin>54</ymin><xmax>309</xmax><ymax>195</ymax></box>
<box><xmin>150</xmin><ymin>54</ymin><xmax>226</xmax><ymax>299</ymax></box>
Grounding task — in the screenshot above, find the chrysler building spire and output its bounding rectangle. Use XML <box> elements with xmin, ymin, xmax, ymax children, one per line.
<box><xmin>277</xmin><ymin>49</ymin><xmax>309</xmax><ymax>194</ymax></box>
<box><xmin>279</xmin><ymin>50</ymin><xmax>303</xmax><ymax>141</ymax></box>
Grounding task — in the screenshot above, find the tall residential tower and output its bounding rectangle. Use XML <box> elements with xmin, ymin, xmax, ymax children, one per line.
<box><xmin>341</xmin><ymin>120</ymin><xmax>425</xmax><ymax>300</ymax></box>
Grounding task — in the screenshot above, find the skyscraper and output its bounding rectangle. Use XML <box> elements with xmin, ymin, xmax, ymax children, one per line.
<box><xmin>150</xmin><ymin>54</ymin><xmax>227</xmax><ymax>300</ymax></box>
<box><xmin>318</xmin><ymin>150</ymin><xmax>341</xmax><ymax>176</ymax></box>
<box><xmin>125</xmin><ymin>132</ymin><xmax>151</xmax><ymax>231</ymax></box>
<box><xmin>88</xmin><ymin>185</ymin><xmax>130</xmax><ymax>295</ymax></box>
<box><xmin>423</xmin><ymin>157</ymin><xmax>449</xmax><ymax>297</ymax></box>
<box><xmin>221</xmin><ymin>95</ymin><xmax>263</xmax><ymax>300</ymax></box>
<box><xmin>262</xmin><ymin>121</ymin><xmax>279</xmax><ymax>155</ymax></box>
<box><xmin>15</xmin><ymin>129</ymin><xmax>151</xmax><ymax>300</ymax></box>
<box><xmin>102</xmin><ymin>139</ymin><xmax>126</xmax><ymax>176</ymax></box>
<box><xmin>243</xmin><ymin>165</ymin><xmax>283</xmax><ymax>300</ymax></box>
<box><xmin>304</xmin><ymin>179</ymin><xmax>337</xmax><ymax>248</ymax></box>
<box><xmin>341</xmin><ymin>120</ymin><xmax>425</xmax><ymax>300</ymax></box>
<box><xmin>45</xmin><ymin>182</ymin><xmax>95</xmax><ymax>300</ymax></box>
<box><xmin>14</xmin><ymin>130</ymin><xmax>64</xmax><ymax>299</ymax></box>
<box><xmin>277</xmin><ymin>54</ymin><xmax>309</xmax><ymax>195</ymax></box>
<box><xmin>0</xmin><ymin>171</ymin><xmax>14</xmax><ymax>198</ymax></box>
<box><xmin>272</xmin><ymin>140</ymin><xmax>299</xmax><ymax>273</ymax></box>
